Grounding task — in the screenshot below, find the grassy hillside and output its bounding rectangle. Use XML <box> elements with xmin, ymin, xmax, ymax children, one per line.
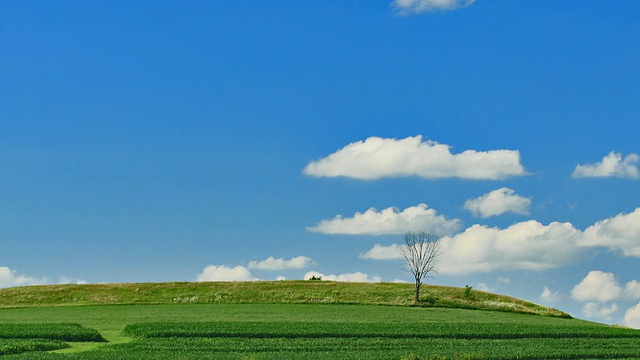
<box><xmin>1</xmin><ymin>281</ymin><xmax>637</xmax><ymax>359</ymax></box>
<box><xmin>0</xmin><ymin>281</ymin><xmax>569</xmax><ymax>318</ymax></box>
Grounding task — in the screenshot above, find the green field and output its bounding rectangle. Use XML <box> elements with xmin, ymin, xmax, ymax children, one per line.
<box><xmin>0</xmin><ymin>281</ymin><xmax>638</xmax><ymax>359</ymax></box>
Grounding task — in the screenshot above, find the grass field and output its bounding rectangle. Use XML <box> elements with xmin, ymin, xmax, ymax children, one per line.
<box><xmin>0</xmin><ymin>281</ymin><xmax>638</xmax><ymax>359</ymax></box>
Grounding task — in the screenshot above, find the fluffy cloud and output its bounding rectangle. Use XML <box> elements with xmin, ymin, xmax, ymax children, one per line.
<box><xmin>196</xmin><ymin>265</ymin><xmax>257</xmax><ymax>282</ymax></box>
<box><xmin>464</xmin><ymin>187</ymin><xmax>532</xmax><ymax>217</ymax></box>
<box><xmin>623</xmin><ymin>303</ymin><xmax>640</xmax><ymax>329</ymax></box>
<box><xmin>359</xmin><ymin>244</ymin><xmax>404</xmax><ymax>260</ymax></box>
<box><xmin>581</xmin><ymin>208</ymin><xmax>640</xmax><ymax>256</ymax></box>
<box><xmin>361</xmin><ymin>220</ymin><xmax>583</xmax><ymax>275</ymax></box>
<box><xmin>303</xmin><ymin>271</ymin><xmax>381</xmax><ymax>283</ymax></box>
<box><xmin>437</xmin><ymin>221</ymin><xmax>583</xmax><ymax>275</ymax></box>
<box><xmin>0</xmin><ymin>267</ymin><xmax>46</xmax><ymax>288</ymax></box>
<box><xmin>582</xmin><ymin>302</ymin><xmax>618</xmax><ymax>319</ymax></box>
<box><xmin>58</xmin><ymin>277</ymin><xmax>88</xmax><ymax>285</ymax></box>
<box><xmin>392</xmin><ymin>0</ymin><xmax>476</xmax><ymax>14</ymax></box>
<box><xmin>303</xmin><ymin>136</ymin><xmax>526</xmax><ymax>180</ymax></box>
<box><xmin>571</xmin><ymin>271</ymin><xmax>622</xmax><ymax>303</ymax></box>
<box><xmin>572</xmin><ymin>152</ymin><xmax>640</xmax><ymax>179</ymax></box>
<box><xmin>540</xmin><ymin>287</ymin><xmax>561</xmax><ymax>306</ymax></box>
<box><xmin>307</xmin><ymin>203</ymin><xmax>461</xmax><ymax>236</ymax></box>
<box><xmin>248</xmin><ymin>256</ymin><xmax>315</xmax><ymax>271</ymax></box>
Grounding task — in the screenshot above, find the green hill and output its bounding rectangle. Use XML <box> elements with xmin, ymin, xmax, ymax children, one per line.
<box><xmin>0</xmin><ymin>281</ymin><xmax>568</xmax><ymax>318</ymax></box>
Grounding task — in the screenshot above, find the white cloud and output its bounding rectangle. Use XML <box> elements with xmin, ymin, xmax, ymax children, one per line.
<box><xmin>392</xmin><ymin>0</ymin><xmax>476</xmax><ymax>14</ymax></box>
<box><xmin>58</xmin><ymin>276</ymin><xmax>88</xmax><ymax>285</ymax></box>
<box><xmin>572</xmin><ymin>152</ymin><xmax>640</xmax><ymax>179</ymax></box>
<box><xmin>0</xmin><ymin>267</ymin><xmax>46</xmax><ymax>288</ymax></box>
<box><xmin>623</xmin><ymin>303</ymin><xmax>640</xmax><ymax>329</ymax></box>
<box><xmin>540</xmin><ymin>287</ymin><xmax>561</xmax><ymax>306</ymax></box>
<box><xmin>571</xmin><ymin>271</ymin><xmax>622</xmax><ymax>303</ymax></box>
<box><xmin>582</xmin><ymin>302</ymin><xmax>618</xmax><ymax>319</ymax></box>
<box><xmin>464</xmin><ymin>188</ymin><xmax>531</xmax><ymax>218</ymax></box>
<box><xmin>625</xmin><ymin>280</ymin><xmax>640</xmax><ymax>299</ymax></box>
<box><xmin>359</xmin><ymin>244</ymin><xmax>404</xmax><ymax>260</ymax></box>
<box><xmin>248</xmin><ymin>256</ymin><xmax>315</xmax><ymax>271</ymax></box>
<box><xmin>581</xmin><ymin>207</ymin><xmax>640</xmax><ymax>256</ymax></box>
<box><xmin>276</xmin><ymin>276</ymin><xmax>286</xmax><ymax>281</ymax></box>
<box><xmin>438</xmin><ymin>220</ymin><xmax>583</xmax><ymax>275</ymax></box>
<box><xmin>196</xmin><ymin>265</ymin><xmax>257</xmax><ymax>282</ymax></box>
<box><xmin>303</xmin><ymin>271</ymin><xmax>381</xmax><ymax>283</ymax></box>
<box><xmin>361</xmin><ymin>220</ymin><xmax>584</xmax><ymax>274</ymax></box>
<box><xmin>303</xmin><ymin>136</ymin><xmax>526</xmax><ymax>180</ymax></box>
<box><xmin>307</xmin><ymin>203</ymin><xmax>461</xmax><ymax>236</ymax></box>
<box><xmin>474</xmin><ymin>283</ymin><xmax>491</xmax><ymax>292</ymax></box>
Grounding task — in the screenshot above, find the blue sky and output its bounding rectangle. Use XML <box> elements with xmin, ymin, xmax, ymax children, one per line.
<box><xmin>2</xmin><ymin>0</ymin><xmax>640</xmax><ymax>326</ymax></box>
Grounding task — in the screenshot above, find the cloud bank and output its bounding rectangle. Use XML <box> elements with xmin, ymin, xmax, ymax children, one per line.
<box><xmin>392</xmin><ymin>0</ymin><xmax>476</xmax><ymax>15</ymax></box>
<box><xmin>361</xmin><ymin>220</ymin><xmax>584</xmax><ymax>275</ymax></box>
<box><xmin>248</xmin><ymin>256</ymin><xmax>314</xmax><ymax>271</ymax></box>
<box><xmin>580</xmin><ymin>207</ymin><xmax>640</xmax><ymax>256</ymax></box>
<box><xmin>464</xmin><ymin>187</ymin><xmax>532</xmax><ymax>218</ymax></box>
<box><xmin>307</xmin><ymin>203</ymin><xmax>461</xmax><ymax>236</ymax></box>
<box><xmin>303</xmin><ymin>136</ymin><xmax>526</xmax><ymax>180</ymax></box>
<box><xmin>572</xmin><ymin>152</ymin><xmax>640</xmax><ymax>179</ymax></box>
<box><xmin>303</xmin><ymin>271</ymin><xmax>381</xmax><ymax>283</ymax></box>
<box><xmin>196</xmin><ymin>265</ymin><xmax>257</xmax><ymax>282</ymax></box>
<box><xmin>0</xmin><ymin>267</ymin><xmax>46</xmax><ymax>288</ymax></box>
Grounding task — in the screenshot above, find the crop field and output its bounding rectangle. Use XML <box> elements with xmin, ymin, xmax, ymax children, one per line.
<box><xmin>0</xmin><ymin>282</ymin><xmax>639</xmax><ymax>359</ymax></box>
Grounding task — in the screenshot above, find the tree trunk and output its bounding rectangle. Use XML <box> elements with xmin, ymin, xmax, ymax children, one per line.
<box><xmin>414</xmin><ymin>279</ymin><xmax>421</xmax><ymax>303</ymax></box>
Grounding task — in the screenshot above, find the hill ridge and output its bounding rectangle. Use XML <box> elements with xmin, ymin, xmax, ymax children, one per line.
<box><xmin>0</xmin><ymin>281</ymin><xmax>570</xmax><ymax>318</ymax></box>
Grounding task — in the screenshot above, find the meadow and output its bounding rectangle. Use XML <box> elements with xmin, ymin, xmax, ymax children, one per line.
<box><xmin>0</xmin><ymin>281</ymin><xmax>638</xmax><ymax>359</ymax></box>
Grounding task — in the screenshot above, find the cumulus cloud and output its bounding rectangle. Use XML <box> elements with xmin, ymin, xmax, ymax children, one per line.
<box><xmin>361</xmin><ymin>220</ymin><xmax>584</xmax><ymax>274</ymax></box>
<box><xmin>196</xmin><ymin>265</ymin><xmax>257</xmax><ymax>282</ymax></box>
<box><xmin>582</xmin><ymin>302</ymin><xmax>618</xmax><ymax>319</ymax></box>
<box><xmin>581</xmin><ymin>208</ymin><xmax>640</xmax><ymax>256</ymax></box>
<box><xmin>303</xmin><ymin>136</ymin><xmax>526</xmax><ymax>180</ymax></box>
<box><xmin>303</xmin><ymin>271</ymin><xmax>381</xmax><ymax>283</ymax></box>
<box><xmin>572</xmin><ymin>152</ymin><xmax>640</xmax><ymax>179</ymax></box>
<box><xmin>248</xmin><ymin>256</ymin><xmax>315</xmax><ymax>271</ymax></box>
<box><xmin>464</xmin><ymin>188</ymin><xmax>532</xmax><ymax>218</ymax></box>
<box><xmin>623</xmin><ymin>303</ymin><xmax>640</xmax><ymax>329</ymax></box>
<box><xmin>307</xmin><ymin>203</ymin><xmax>461</xmax><ymax>236</ymax></box>
<box><xmin>58</xmin><ymin>277</ymin><xmax>88</xmax><ymax>285</ymax></box>
<box><xmin>0</xmin><ymin>267</ymin><xmax>46</xmax><ymax>288</ymax></box>
<box><xmin>359</xmin><ymin>244</ymin><xmax>404</xmax><ymax>260</ymax></box>
<box><xmin>540</xmin><ymin>287</ymin><xmax>561</xmax><ymax>306</ymax></box>
<box><xmin>437</xmin><ymin>220</ymin><xmax>583</xmax><ymax>275</ymax></box>
<box><xmin>625</xmin><ymin>280</ymin><xmax>640</xmax><ymax>299</ymax></box>
<box><xmin>392</xmin><ymin>0</ymin><xmax>476</xmax><ymax>14</ymax></box>
<box><xmin>571</xmin><ymin>271</ymin><xmax>622</xmax><ymax>303</ymax></box>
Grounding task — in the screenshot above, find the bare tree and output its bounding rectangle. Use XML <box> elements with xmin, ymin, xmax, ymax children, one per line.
<box><xmin>401</xmin><ymin>231</ymin><xmax>441</xmax><ymax>303</ymax></box>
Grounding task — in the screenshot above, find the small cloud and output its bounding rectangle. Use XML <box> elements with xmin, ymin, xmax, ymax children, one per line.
<box><xmin>580</xmin><ymin>207</ymin><xmax>640</xmax><ymax>256</ymax></box>
<box><xmin>307</xmin><ymin>203</ymin><xmax>461</xmax><ymax>236</ymax></box>
<box><xmin>540</xmin><ymin>287</ymin><xmax>561</xmax><ymax>305</ymax></box>
<box><xmin>58</xmin><ymin>276</ymin><xmax>88</xmax><ymax>285</ymax></box>
<box><xmin>0</xmin><ymin>267</ymin><xmax>46</xmax><ymax>288</ymax></box>
<box><xmin>464</xmin><ymin>188</ymin><xmax>532</xmax><ymax>218</ymax></box>
<box><xmin>196</xmin><ymin>265</ymin><xmax>257</xmax><ymax>282</ymax></box>
<box><xmin>392</xmin><ymin>0</ymin><xmax>476</xmax><ymax>15</ymax></box>
<box><xmin>438</xmin><ymin>220</ymin><xmax>583</xmax><ymax>275</ymax></box>
<box><xmin>247</xmin><ymin>256</ymin><xmax>315</xmax><ymax>271</ymax></box>
<box><xmin>474</xmin><ymin>283</ymin><xmax>491</xmax><ymax>292</ymax></box>
<box><xmin>623</xmin><ymin>303</ymin><xmax>640</xmax><ymax>329</ymax></box>
<box><xmin>276</xmin><ymin>276</ymin><xmax>286</xmax><ymax>281</ymax></box>
<box><xmin>303</xmin><ymin>136</ymin><xmax>526</xmax><ymax>180</ymax></box>
<box><xmin>360</xmin><ymin>244</ymin><xmax>404</xmax><ymax>260</ymax></box>
<box><xmin>497</xmin><ymin>277</ymin><xmax>511</xmax><ymax>284</ymax></box>
<box><xmin>303</xmin><ymin>271</ymin><xmax>381</xmax><ymax>283</ymax></box>
<box><xmin>625</xmin><ymin>280</ymin><xmax>640</xmax><ymax>299</ymax></box>
<box><xmin>572</xmin><ymin>152</ymin><xmax>640</xmax><ymax>179</ymax></box>
<box><xmin>571</xmin><ymin>271</ymin><xmax>622</xmax><ymax>303</ymax></box>
<box><xmin>582</xmin><ymin>302</ymin><xmax>618</xmax><ymax>319</ymax></box>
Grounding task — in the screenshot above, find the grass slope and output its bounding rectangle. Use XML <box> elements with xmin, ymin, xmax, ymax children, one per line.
<box><xmin>2</xmin><ymin>281</ymin><xmax>627</xmax><ymax>359</ymax></box>
<box><xmin>0</xmin><ymin>281</ymin><xmax>568</xmax><ymax>318</ymax></box>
